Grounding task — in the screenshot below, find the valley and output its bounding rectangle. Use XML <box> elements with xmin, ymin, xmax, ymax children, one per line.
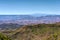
<box><xmin>0</xmin><ymin>15</ymin><xmax>60</xmax><ymax>40</ymax></box>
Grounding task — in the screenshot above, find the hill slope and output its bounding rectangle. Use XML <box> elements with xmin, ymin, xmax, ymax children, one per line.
<box><xmin>7</xmin><ymin>24</ymin><xmax>60</xmax><ymax>40</ymax></box>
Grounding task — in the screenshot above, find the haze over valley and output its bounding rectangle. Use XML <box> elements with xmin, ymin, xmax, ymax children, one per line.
<box><xmin>0</xmin><ymin>0</ymin><xmax>60</xmax><ymax>40</ymax></box>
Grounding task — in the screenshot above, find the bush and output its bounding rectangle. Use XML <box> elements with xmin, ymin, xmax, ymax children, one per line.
<box><xmin>0</xmin><ymin>33</ymin><xmax>11</xmax><ymax>40</ymax></box>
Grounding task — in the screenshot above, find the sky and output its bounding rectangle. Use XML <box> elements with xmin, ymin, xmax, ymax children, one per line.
<box><xmin>0</xmin><ymin>0</ymin><xmax>60</xmax><ymax>15</ymax></box>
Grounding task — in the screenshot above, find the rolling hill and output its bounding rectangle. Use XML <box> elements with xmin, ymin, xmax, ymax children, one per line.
<box><xmin>1</xmin><ymin>23</ymin><xmax>60</xmax><ymax>40</ymax></box>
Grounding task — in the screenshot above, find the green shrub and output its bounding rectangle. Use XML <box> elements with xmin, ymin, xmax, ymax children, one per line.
<box><xmin>0</xmin><ymin>33</ymin><xmax>11</xmax><ymax>40</ymax></box>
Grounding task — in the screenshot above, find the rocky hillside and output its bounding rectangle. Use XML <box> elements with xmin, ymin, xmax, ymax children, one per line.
<box><xmin>3</xmin><ymin>23</ymin><xmax>60</xmax><ymax>40</ymax></box>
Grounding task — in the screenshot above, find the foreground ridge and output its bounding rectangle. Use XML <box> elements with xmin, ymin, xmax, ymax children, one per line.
<box><xmin>0</xmin><ymin>23</ymin><xmax>60</xmax><ymax>40</ymax></box>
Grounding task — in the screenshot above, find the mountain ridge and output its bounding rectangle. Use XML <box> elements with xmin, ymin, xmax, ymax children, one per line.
<box><xmin>0</xmin><ymin>15</ymin><xmax>60</xmax><ymax>29</ymax></box>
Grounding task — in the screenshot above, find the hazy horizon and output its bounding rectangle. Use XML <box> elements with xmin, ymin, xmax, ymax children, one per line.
<box><xmin>0</xmin><ymin>0</ymin><xmax>59</xmax><ymax>15</ymax></box>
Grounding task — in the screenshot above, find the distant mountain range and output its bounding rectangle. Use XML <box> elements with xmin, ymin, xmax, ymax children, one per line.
<box><xmin>0</xmin><ymin>15</ymin><xmax>60</xmax><ymax>29</ymax></box>
<box><xmin>0</xmin><ymin>15</ymin><xmax>60</xmax><ymax>24</ymax></box>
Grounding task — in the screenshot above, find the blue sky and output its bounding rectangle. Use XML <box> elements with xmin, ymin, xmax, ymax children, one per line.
<box><xmin>0</xmin><ymin>0</ymin><xmax>60</xmax><ymax>15</ymax></box>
